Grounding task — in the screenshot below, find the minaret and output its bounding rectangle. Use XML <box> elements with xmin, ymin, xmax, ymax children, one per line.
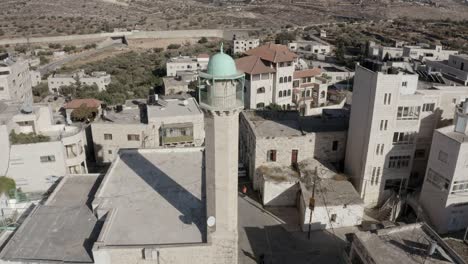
<box><xmin>198</xmin><ymin>43</ymin><xmax>244</xmax><ymax>262</ymax></box>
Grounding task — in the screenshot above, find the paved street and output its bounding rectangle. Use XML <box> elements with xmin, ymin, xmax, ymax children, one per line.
<box><xmin>238</xmin><ymin>194</ymin><xmax>351</xmax><ymax>264</ymax></box>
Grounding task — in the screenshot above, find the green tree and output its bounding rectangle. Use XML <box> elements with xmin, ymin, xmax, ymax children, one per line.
<box><xmin>275</xmin><ymin>31</ymin><xmax>296</xmax><ymax>44</ymax></box>
<box><xmin>32</xmin><ymin>82</ymin><xmax>49</xmax><ymax>100</ymax></box>
<box><xmin>70</xmin><ymin>104</ymin><xmax>98</xmax><ymax>122</ymax></box>
<box><xmin>14</xmin><ymin>45</ymin><xmax>27</xmax><ymax>54</ymax></box>
<box><xmin>39</xmin><ymin>56</ymin><xmax>50</xmax><ymax>65</ymax></box>
<box><xmin>267</xmin><ymin>103</ymin><xmax>283</xmax><ymax>111</ymax></box>
<box><xmin>63</xmin><ymin>45</ymin><xmax>76</xmax><ymax>53</ymax></box>
<box><xmin>167</xmin><ymin>44</ymin><xmax>181</xmax><ymax>50</ymax></box>
<box><xmin>0</xmin><ymin>177</ymin><xmax>16</xmax><ymax>196</ymax></box>
<box><xmin>198</xmin><ymin>37</ymin><xmax>208</xmax><ymax>44</ymax></box>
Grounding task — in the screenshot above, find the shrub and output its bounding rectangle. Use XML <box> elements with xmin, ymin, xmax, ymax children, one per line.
<box><xmin>0</xmin><ymin>177</ymin><xmax>16</xmax><ymax>196</ymax></box>
<box><xmin>9</xmin><ymin>131</ymin><xmax>50</xmax><ymax>145</ymax></box>
<box><xmin>167</xmin><ymin>43</ymin><xmax>181</xmax><ymax>50</ymax></box>
<box><xmin>198</xmin><ymin>37</ymin><xmax>208</xmax><ymax>44</ymax></box>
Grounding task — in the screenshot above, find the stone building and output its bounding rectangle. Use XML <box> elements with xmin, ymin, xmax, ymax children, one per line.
<box><xmin>166</xmin><ymin>54</ymin><xmax>209</xmax><ymax>77</ymax></box>
<box><xmin>0</xmin><ymin>54</ymin><xmax>33</xmax><ymax>104</ymax></box>
<box><xmin>239</xmin><ymin>110</ymin><xmax>348</xmax><ymax>190</ymax></box>
<box><xmin>345</xmin><ymin>60</ymin><xmax>468</xmax><ymax>207</ymax></box>
<box><xmin>232</xmin><ymin>38</ymin><xmax>260</xmax><ymax>54</ymax></box>
<box><xmin>427</xmin><ymin>54</ymin><xmax>468</xmax><ymax>85</ymax></box>
<box><xmin>420</xmin><ymin>99</ymin><xmax>468</xmax><ymax>234</ymax></box>
<box><xmin>0</xmin><ymin>101</ymin><xmax>88</xmax><ymax>193</ymax></box>
<box><xmin>48</xmin><ymin>70</ymin><xmax>111</xmax><ymax>93</ymax></box>
<box><xmin>91</xmin><ymin>97</ymin><xmax>205</xmax><ymax>163</ymax></box>
<box><xmin>403</xmin><ymin>45</ymin><xmax>458</xmax><ymax>62</ymax></box>
<box><xmin>236</xmin><ymin>43</ymin><xmax>298</xmax><ymax>110</ymax></box>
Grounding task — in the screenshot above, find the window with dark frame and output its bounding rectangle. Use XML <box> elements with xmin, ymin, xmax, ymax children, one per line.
<box><xmin>267</xmin><ymin>150</ymin><xmax>277</xmax><ymax>162</ymax></box>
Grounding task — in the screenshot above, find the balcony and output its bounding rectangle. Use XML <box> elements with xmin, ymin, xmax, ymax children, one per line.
<box><xmin>161</xmin><ymin>135</ymin><xmax>194</xmax><ymax>144</ymax></box>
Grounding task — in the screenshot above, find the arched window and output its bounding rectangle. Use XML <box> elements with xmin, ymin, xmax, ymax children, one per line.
<box><xmin>279</xmin><ymin>91</ymin><xmax>283</xmax><ymax>97</ymax></box>
<box><xmin>256</xmin><ymin>103</ymin><xmax>265</xmax><ymax>108</ymax></box>
<box><xmin>320</xmin><ymin>91</ymin><xmax>326</xmax><ymax>98</ymax></box>
<box><xmin>279</xmin><ymin>77</ymin><xmax>283</xmax><ymax>83</ymax></box>
<box><xmin>287</xmin><ymin>90</ymin><xmax>291</xmax><ymax>96</ymax></box>
<box><xmin>288</xmin><ymin>76</ymin><xmax>292</xmax><ymax>82</ymax></box>
<box><xmin>257</xmin><ymin>87</ymin><xmax>265</xmax><ymax>94</ymax></box>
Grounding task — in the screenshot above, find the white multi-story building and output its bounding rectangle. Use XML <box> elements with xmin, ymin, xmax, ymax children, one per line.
<box><xmin>403</xmin><ymin>45</ymin><xmax>458</xmax><ymax>62</ymax></box>
<box><xmin>48</xmin><ymin>70</ymin><xmax>111</xmax><ymax>93</ymax></box>
<box><xmin>368</xmin><ymin>42</ymin><xmax>404</xmax><ymax>60</ymax></box>
<box><xmin>292</xmin><ymin>68</ymin><xmax>329</xmax><ymax>115</ymax></box>
<box><xmin>427</xmin><ymin>54</ymin><xmax>468</xmax><ymax>85</ymax></box>
<box><xmin>91</xmin><ymin>97</ymin><xmax>205</xmax><ymax>163</ymax></box>
<box><xmin>0</xmin><ymin>54</ymin><xmax>33</xmax><ymax>103</ymax></box>
<box><xmin>236</xmin><ymin>43</ymin><xmax>298</xmax><ymax>110</ymax></box>
<box><xmin>232</xmin><ymin>38</ymin><xmax>260</xmax><ymax>54</ymax></box>
<box><xmin>288</xmin><ymin>41</ymin><xmax>331</xmax><ymax>56</ymax></box>
<box><xmin>166</xmin><ymin>54</ymin><xmax>209</xmax><ymax>77</ymax></box>
<box><xmin>345</xmin><ymin>60</ymin><xmax>468</xmax><ymax>207</ymax></box>
<box><xmin>0</xmin><ymin>101</ymin><xmax>87</xmax><ymax>193</ymax></box>
<box><xmin>420</xmin><ymin>99</ymin><xmax>468</xmax><ymax>234</ymax></box>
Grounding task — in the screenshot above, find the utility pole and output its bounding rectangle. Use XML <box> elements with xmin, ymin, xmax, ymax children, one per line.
<box><xmin>308</xmin><ymin>167</ymin><xmax>317</xmax><ymax>240</ymax></box>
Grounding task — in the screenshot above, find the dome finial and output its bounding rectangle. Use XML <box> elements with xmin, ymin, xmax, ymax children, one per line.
<box><xmin>220</xmin><ymin>42</ymin><xmax>224</xmax><ymax>53</ymax></box>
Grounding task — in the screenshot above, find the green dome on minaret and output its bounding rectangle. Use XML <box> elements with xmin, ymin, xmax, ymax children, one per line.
<box><xmin>206</xmin><ymin>43</ymin><xmax>239</xmax><ymax>77</ymax></box>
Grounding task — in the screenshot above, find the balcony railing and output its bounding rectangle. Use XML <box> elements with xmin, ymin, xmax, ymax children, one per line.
<box><xmin>162</xmin><ymin>135</ymin><xmax>194</xmax><ymax>144</ymax></box>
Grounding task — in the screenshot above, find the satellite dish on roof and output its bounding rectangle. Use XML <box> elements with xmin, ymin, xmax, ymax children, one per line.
<box><xmin>207</xmin><ymin>216</ymin><xmax>216</xmax><ymax>227</ymax></box>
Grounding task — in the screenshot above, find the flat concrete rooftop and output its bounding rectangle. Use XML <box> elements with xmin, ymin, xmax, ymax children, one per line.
<box><xmin>148</xmin><ymin>97</ymin><xmax>202</xmax><ymax>120</ymax></box>
<box><xmin>437</xmin><ymin>125</ymin><xmax>468</xmax><ymax>143</ymax></box>
<box><xmin>242</xmin><ymin>110</ymin><xmax>348</xmax><ymax>138</ymax></box>
<box><xmin>93</xmin><ymin>148</ymin><xmax>206</xmax><ymax>246</ymax></box>
<box><xmin>354</xmin><ymin>223</ymin><xmax>463</xmax><ymax>264</ymax></box>
<box><xmin>99</xmin><ymin>107</ymin><xmax>143</xmax><ymax>124</ymax></box>
<box><xmin>0</xmin><ymin>175</ymin><xmax>100</xmax><ymax>263</ymax></box>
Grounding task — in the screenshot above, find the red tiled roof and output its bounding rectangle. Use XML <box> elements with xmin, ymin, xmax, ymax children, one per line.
<box><xmin>64</xmin><ymin>98</ymin><xmax>102</xmax><ymax>109</ymax></box>
<box><xmin>293</xmin><ymin>68</ymin><xmax>322</xmax><ymax>79</ymax></box>
<box><xmin>235</xmin><ymin>55</ymin><xmax>276</xmax><ymax>75</ymax></box>
<box><xmin>245</xmin><ymin>43</ymin><xmax>298</xmax><ymax>63</ymax></box>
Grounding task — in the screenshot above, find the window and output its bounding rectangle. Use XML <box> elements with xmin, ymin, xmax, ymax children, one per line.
<box><xmin>252</xmin><ymin>74</ymin><xmax>261</xmax><ymax>81</ymax></box>
<box><xmin>288</xmin><ymin>76</ymin><xmax>292</xmax><ymax>82</ymax></box>
<box><xmin>40</xmin><ymin>155</ymin><xmax>56</xmax><ymax>163</ymax></box>
<box><xmin>0</xmin><ymin>87</ymin><xmax>4</xmax><ymax>91</ymax></box>
<box><xmin>261</xmin><ymin>73</ymin><xmax>269</xmax><ymax>80</ymax></box>
<box><xmin>332</xmin><ymin>141</ymin><xmax>338</xmax><ymax>151</ymax></box>
<box><xmin>438</xmin><ymin>151</ymin><xmax>448</xmax><ymax>163</ymax></box>
<box><xmin>388</xmin><ymin>156</ymin><xmax>411</xmax><ymax>169</ymax></box>
<box><xmin>279</xmin><ymin>91</ymin><xmax>283</xmax><ymax>97</ymax></box>
<box><xmin>267</xmin><ymin>150</ymin><xmax>277</xmax><ymax>162</ymax></box>
<box><xmin>383</xmin><ymin>93</ymin><xmax>392</xmax><ymax>105</ymax></box>
<box><xmin>414</xmin><ymin>149</ymin><xmax>426</xmax><ymax>159</ymax></box>
<box><xmin>306</xmin><ymin>90</ymin><xmax>311</xmax><ymax>97</ymax></box>
<box><xmin>384</xmin><ymin>178</ymin><xmax>406</xmax><ymax>191</ymax></box>
<box><xmin>422</xmin><ymin>103</ymin><xmax>435</xmax><ymax>112</ymax></box>
<box><xmin>127</xmin><ymin>134</ymin><xmax>140</xmax><ymax>141</ymax></box>
<box><xmin>279</xmin><ymin>77</ymin><xmax>284</xmax><ymax>83</ymax></box>
<box><xmin>452</xmin><ymin>180</ymin><xmax>468</xmax><ymax>193</ymax></box>
<box><xmin>397</xmin><ymin>106</ymin><xmax>420</xmax><ymax>120</ymax></box>
<box><xmin>426</xmin><ymin>168</ymin><xmax>449</xmax><ymax>191</ymax></box>
<box><xmin>320</xmin><ymin>91</ymin><xmax>326</xmax><ymax>99</ymax></box>
<box><xmin>104</xmin><ymin>134</ymin><xmax>112</xmax><ymax>140</ymax></box>
<box><xmin>287</xmin><ymin>90</ymin><xmax>291</xmax><ymax>96</ymax></box>
<box><xmin>393</xmin><ymin>132</ymin><xmax>416</xmax><ymax>145</ymax></box>
<box><xmin>402</xmin><ymin>81</ymin><xmax>408</xmax><ymax>87</ymax></box>
<box><xmin>376</xmin><ymin>144</ymin><xmax>384</xmax><ymax>155</ymax></box>
<box><xmin>293</xmin><ymin>80</ymin><xmax>300</xmax><ymax>88</ymax></box>
<box><xmin>379</xmin><ymin>120</ymin><xmax>388</xmax><ymax>131</ymax></box>
<box><xmin>330</xmin><ymin>214</ymin><xmax>337</xmax><ymax>222</ymax></box>
<box><xmin>256</xmin><ymin>103</ymin><xmax>265</xmax><ymax>108</ymax></box>
<box><xmin>257</xmin><ymin>87</ymin><xmax>265</xmax><ymax>94</ymax></box>
<box><xmin>108</xmin><ymin>150</ymin><xmax>112</xmax><ymax>155</ymax></box>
